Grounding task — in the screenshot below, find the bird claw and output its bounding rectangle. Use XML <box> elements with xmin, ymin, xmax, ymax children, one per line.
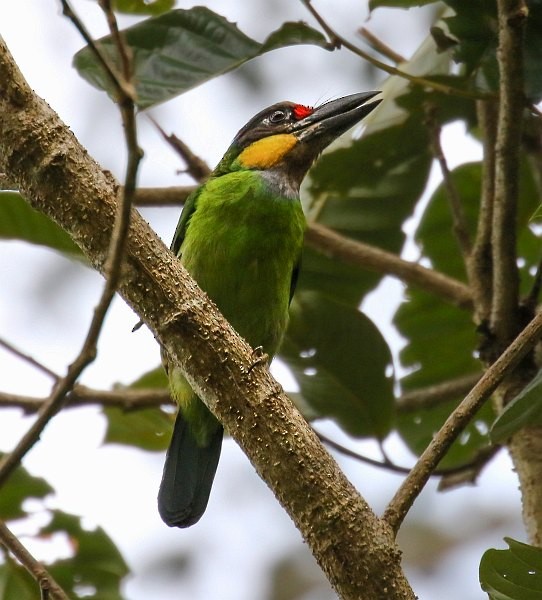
<box><xmin>246</xmin><ymin>346</ymin><xmax>268</xmax><ymax>374</ymax></box>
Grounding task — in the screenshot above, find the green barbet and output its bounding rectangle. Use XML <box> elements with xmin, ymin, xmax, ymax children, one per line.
<box><xmin>158</xmin><ymin>92</ymin><xmax>381</xmax><ymax>528</ymax></box>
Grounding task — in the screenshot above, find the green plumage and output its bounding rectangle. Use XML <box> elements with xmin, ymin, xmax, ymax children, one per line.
<box><xmin>159</xmin><ymin>167</ymin><xmax>304</xmax><ymax>528</ymax></box>
<box><xmin>158</xmin><ymin>92</ymin><xmax>381</xmax><ymax>528</ymax></box>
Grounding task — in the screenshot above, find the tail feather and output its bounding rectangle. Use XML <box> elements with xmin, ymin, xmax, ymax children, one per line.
<box><xmin>158</xmin><ymin>412</ymin><xmax>223</xmax><ymax>528</ymax></box>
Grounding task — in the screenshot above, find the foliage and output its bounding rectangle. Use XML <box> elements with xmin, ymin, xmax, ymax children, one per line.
<box><xmin>480</xmin><ymin>538</ymin><xmax>542</xmax><ymax>600</ymax></box>
<box><xmin>2</xmin><ymin>1</ymin><xmax>542</xmax><ymax>599</ymax></box>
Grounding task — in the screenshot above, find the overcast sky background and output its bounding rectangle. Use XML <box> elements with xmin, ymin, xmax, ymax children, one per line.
<box><xmin>0</xmin><ymin>2</ymin><xmax>525</xmax><ymax>599</ymax></box>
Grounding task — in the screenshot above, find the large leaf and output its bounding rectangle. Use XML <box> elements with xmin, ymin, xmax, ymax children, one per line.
<box><xmin>43</xmin><ymin>511</ymin><xmax>129</xmax><ymax>600</ymax></box>
<box><xmin>301</xmin><ymin>116</ymin><xmax>432</xmax><ymax>306</ymax></box>
<box><xmin>74</xmin><ymin>8</ymin><xmax>328</xmax><ymax>109</ymax></box>
<box><xmin>0</xmin><ymin>458</ymin><xmax>52</xmax><ymax>521</ymax></box>
<box><xmin>480</xmin><ymin>538</ymin><xmax>542</xmax><ymax>600</ymax></box>
<box><xmin>0</xmin><ymin>560</ymin><xmax>37</xmax><ymax>600</ymax></box>
<box><xmin>0</xmin><ymin>192</ymin><xmax>82</xmax><ymax>257</ymax></box>
<box><xmin>394</xmin><ymin>157</ymin><xmax>540</xmax><ymax>466</ymax></box>
<box><xmin>491</xmin><ymin>369</ymin><xmax>542</xmax><ymax>443</ymax></box>
<box><xmin>103</xmin><ymin>367</ymin><xmax>172</xmax><ymax>451</ymax></box>
<box><xmin>280</xmin><ymin>291</ymin><xmax>394</xmax><ymax>438</ymax></box>
<box><xmin>443</xmin><ymin>0</ymin><xmax>542</xmax><ymax>101</ymax></box>
<box><xmin>394</xmin><ymin>289</ymin><xmax>491</xmax><ymax>467</ymax></box>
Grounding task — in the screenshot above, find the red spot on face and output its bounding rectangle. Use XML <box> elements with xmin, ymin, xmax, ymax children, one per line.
<box><xmin>293</xmin><ymin>104</ymin><xmax>314</xmax><ymax>120</ymax></box>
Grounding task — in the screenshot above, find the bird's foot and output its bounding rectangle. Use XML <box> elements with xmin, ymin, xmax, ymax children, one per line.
<box><xmin>246</xmin><ymin>346</ymin><xmax>269</xmax><ymax>374</ymax></box>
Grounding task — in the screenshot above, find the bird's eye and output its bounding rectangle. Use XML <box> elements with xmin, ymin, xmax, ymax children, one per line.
<box><xmin>269</xmin><ymin>109</ymin><xmax>287</xmax><ymax>123</ymax></box>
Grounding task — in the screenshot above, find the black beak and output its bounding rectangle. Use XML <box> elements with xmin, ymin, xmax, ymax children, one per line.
<box><xmin>292</xmin><ymin>91</ymin><xmax>381</xmax><ymax>143</ymax></box>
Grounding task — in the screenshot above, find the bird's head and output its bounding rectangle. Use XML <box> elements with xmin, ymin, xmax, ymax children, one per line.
<box><xmin>214</xmin><ymin>92</ymin><xmax>381</xmax><ymax>191</ymax></box>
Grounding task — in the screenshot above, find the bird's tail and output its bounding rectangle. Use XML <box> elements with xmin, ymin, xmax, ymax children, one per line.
<box><xmin>158</xmin><ymin>411</ymin><xmax>223</xmax><ymax>528</ymax></box>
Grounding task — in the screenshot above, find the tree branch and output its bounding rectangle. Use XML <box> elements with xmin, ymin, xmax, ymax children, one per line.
<box><xmin>0</xmin><ymin>520</ymin><xmax>70</xmax><ymax>600</ymax></box>
<box><xmin>134</xmin><ymin>185</ymin><xmax>194</xmax><ymax>206</ymax></box>
<box><xmin>0</xmin><ymin>386</ymin><xmax>171</xmax><ymax>413</ymax></box>
<box><xmin>426</xmin><ymin>106</ymin><xmax>472</xmax><ymax>258</ymax></box>
<box><xmin>490</xmin><ymin>0</ymin><xmax>528</xmax><ymax>343</ymax></box>
<box><xmin>396</xmin><ymin>372</ymin><xmax>482</xmax><ymax>413</ymax></box>
<box><xmin>300</xmin><ymin>0</ymin><xmax>490</xmax><ymax>100</ymax></box>
<box><xmin>470</xmin><ymin>99</ymin><xmax>498</xmax><ymax>323</ymax></box>
<box><xmin>0</xmin><ymin>37</ymin><xmax>415</xmax><ymax>600</ymax></box>
<box><xmin>305</xmin><ymin>222</ymin><xmax>473</xmax><ymax>309</ymax></box>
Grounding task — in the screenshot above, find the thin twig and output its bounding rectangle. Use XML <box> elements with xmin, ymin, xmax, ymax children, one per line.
<box><xmin>148</xmin><ymin>115</ymin><xmax>211</xmax><ymax>182</ymax></box>
<box><xmin>306</xmin><ymin>222</ymin><xmax>473</xmax><ymax>309</ymax></box>
<box><xmin>0</xmin><ymin>386</ymin><xmax>171</xmax><ymax>413</ymax></box>
<box><xmin>0</xmin><ymin>520</ymin><xmax>70</xmax><ymax>600</ymax></box>
<box><xmin>60</xmin><ymin>0</ymin><xmax>134</xmax><ymax>102</ymax></box>
<box><xmin>0</xmin><ymin>337</ymin><xmax>59</xmax><ymax>381</ymax></box>
<box><xmin>134</xmin><ymin>185</ymin><xmax>194</xmax><ymax>206</ymax></box>
<box><xmin>426</xmin><ymin>105</ymin><xmax>472</xmax><ymax>258</ymax></box>
<box><xmin>358</xmin><ymin>27</ymin><xmax>406</xmax><ymax>64</ymax></box>
<box><xmin>490</xmin><ymin>0</ymin><xmax>528</xmax><ymax>343</ymax></box>
<box><xmin>397</xmin><ymin>372</ymin><xmax>482</xmax><ymax>413</ymax></box>
<box><xmin>384</xmin><ymin>309</ymin><xmax>542</xmax><ymax>535</ymax></box>
<box><xmin>470</xmin><ymin>99</ymin><xmax>498</xmax><ymax>323</ymax></box>
<box><xmin>300</xmin><ymin>0</ymin><xmax>491</xmax><ymax>101</ymax></box>
<box><xmin>317</xmin><ymin>430</ymin><xmax>497</xmax><ymax>478</ymax></box>
<box><xmin>0</xmin><ymin>2</ymin><xmax>142</xmax><ymax>489</ymax></box>
<box><xmin>98</xmin><ymin>0</ymin><xmax>132</xmax><ymax>83</ymax></box>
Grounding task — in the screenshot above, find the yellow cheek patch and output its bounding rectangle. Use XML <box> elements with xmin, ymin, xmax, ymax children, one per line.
<box><xmin>237</xmin><ymin>134</ymin><xmax>298</xmax><ymax>169</ymax></box>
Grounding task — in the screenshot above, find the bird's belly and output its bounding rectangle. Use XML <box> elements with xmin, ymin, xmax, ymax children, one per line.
<box><xmin>186</xmin><ymin>243</ymin><xmax>290</xmax><ymax>356</ymax></box>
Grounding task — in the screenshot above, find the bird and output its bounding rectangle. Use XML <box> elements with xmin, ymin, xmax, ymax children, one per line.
<box><xmin>158</xmin><ymin>91</ymin><xmax>381</xmax><ymax>528</ymax></box>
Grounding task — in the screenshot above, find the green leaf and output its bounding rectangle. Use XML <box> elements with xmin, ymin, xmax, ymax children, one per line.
<box><xmin>0</xmin><ymin>192</ymin><xmax>82</xmax><ymax>257</ymax></box>
<box><xmin>480</xmin><ymin>538</ymin><xmax>542</xmax><ymax>600</ymax></box>
<box><xmin>302</xmin><ymin>116</ymin><xmax>432</xmax><ymax>306</ymax></box>
<box><xmin>394</xmin><ymin>289</ymin><xmax>491</xmax><ymax>466</ymax></box>
<box><xmin>103</xmin><ymin>405</ymin><xmax>172</xmax><ymax>451</ymax></box>
<box><xmin>0</xmin><ymin>560</ymin><xmax>37</xmax><ymax>600</ymax></box>
<box><xmin>443</xmin><ymin>0</ymin><xmax>542</xmax><ymax>101</ymax></box>
<box><xmin>491</xmin><ymin>370</ymin><xmax>542</xmax><ymax>443</ymax></box>
<box><xmin>394</xmin><ymin>156</ymin><xmax>540</xmax><ymax>466</ymax></box>
<box><xmin>103</xmin><ymin>367</ymin><xmax>172</xmax><ymax>451</ymax></box>
<box><xmin>112</xmin><ymin>0</ymin><xmax>175</xmax><ymax>15</ymax></box>
<box><xmin>128</xmin><ymin>365</ymin><xmax>169</xmax><ymax>389</ymax></box>
<box><xmin>74</xmin><ymin>8</ymin><xmax>328</xmax><ymax>109</ymax></box>
<box><xmin>0</xmin><ymin>458</ymin><xmax>52</xmax><ymax>520</ymax></box>
<box><xmin>280</xmin><ymin>291</ymin><xmax>394</xmax><ymax>438</ymax></box>
<box><xmin>43</xmin><ymin>511</ymin><xmax>129</xmax><ymax>600</ymax></box>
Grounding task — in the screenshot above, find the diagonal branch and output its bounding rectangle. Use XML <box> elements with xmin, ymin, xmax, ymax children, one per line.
<box><xmin>0</xmin><ymin>36</ymin><xmax>414</xmax><ymax>600</ymax></box>
<box><xmin>0</xmin><ymin>520</ymin><xmax>69</xmax><ymax>600</ymax></box>
<box><xmin>305</xmin><ymin>222</ymin><xmax>473</xmax><ymax>309</ymax></box>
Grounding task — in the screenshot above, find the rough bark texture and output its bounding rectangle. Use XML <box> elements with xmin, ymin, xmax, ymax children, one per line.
<box><xmin>492</xmin><ymin>0</ymin><xmax>542</xmax><ymax>547</ymax></box>
<box><xmin>0</xmin><ymin>37</ymin><xmax>415</xmax><ymax>599</ymax></box>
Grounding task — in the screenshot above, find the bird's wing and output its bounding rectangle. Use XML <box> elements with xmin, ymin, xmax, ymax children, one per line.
<box><xmin>170</xmin><ymin>186</ymin><xmax>202</xmax><ymax>257</ymax></box>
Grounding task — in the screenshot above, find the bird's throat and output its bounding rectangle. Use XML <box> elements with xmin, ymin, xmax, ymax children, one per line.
<box><xmin>237</xmin><ymin>134</ymin><xmax>297</xmax><ymax>169</ymax></box>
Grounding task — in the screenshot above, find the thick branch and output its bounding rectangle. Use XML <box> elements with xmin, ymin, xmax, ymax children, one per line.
<box><xmin>0</xmin><ymin>37</ymin><xmax>414</xmax><ymax>599</ymax></box>
<box><xmin>490</xmin><ymin>0</ymin><xmax>528</xmax><ymax>342</ymax></box>
<box><xmin>306</xmin><ymin>222</ymin><xmax>473</xmax><ymax>309</ymax></box>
